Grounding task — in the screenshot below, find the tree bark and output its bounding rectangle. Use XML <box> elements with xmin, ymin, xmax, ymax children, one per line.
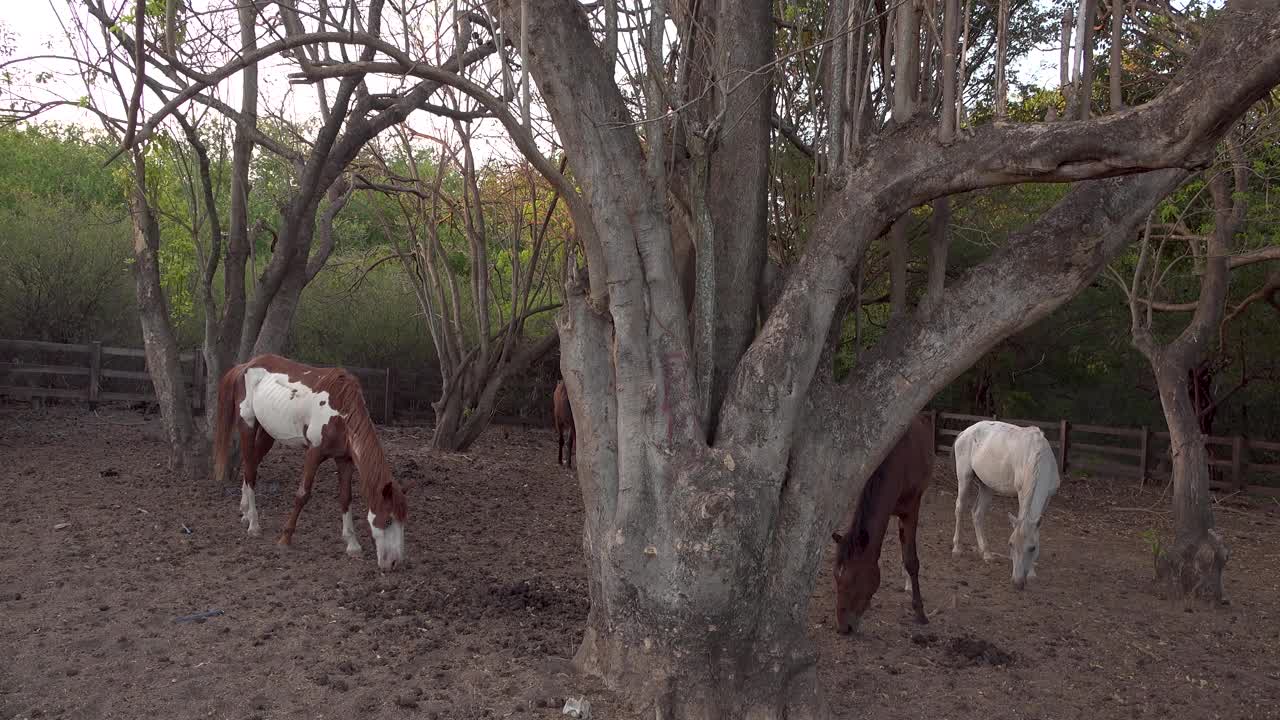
<box><xmin>496</xmin><ymin>0</ymin><xmax>1278</xmax><ymax>712</ymax></box>
<box><xmin>127</xmin><ymin>165</ymin><xmax>203</xmax><ymax>475</ymax></box>
<box><xmin>1130</xmin><ymin>163</ymin><xmax>1245</xmax><ymax>602</ymax></box>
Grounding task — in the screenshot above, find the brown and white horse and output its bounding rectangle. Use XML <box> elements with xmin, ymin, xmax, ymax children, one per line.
<box><xmin>213</xmin><ymin>354</ymin><xmax>410</xmax><ymax>569</ymax></box>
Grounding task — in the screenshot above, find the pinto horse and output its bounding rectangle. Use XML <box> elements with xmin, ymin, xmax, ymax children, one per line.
<box><xmin>552</xmin><ymin>381</ymin><xmax>575</xmax><ymax>467</ymax></box>
<box><xmin>831</xmin><ymin>414</ymin><xmax>934</xmax><ymax>635</ymax></box>
<box><xmin>213</xmin><ymin>354</ymin><xmax>410</xmax><ymax>569</ymax></box>
<box><xmin>951</xmin><ymin>420</ymin><xmax>1060</xmax><ymax>589</ymax></box>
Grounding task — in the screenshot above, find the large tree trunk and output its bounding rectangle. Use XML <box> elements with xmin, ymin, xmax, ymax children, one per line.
<box><xmin>127</xmin><ymin>179</ymin><xmax>203</xmax><ymax>475</ymax></box>
<box><xmin>499</xmin><ymin>0</ymin><xmax>1278</xmax><ymax>712</ymax></box>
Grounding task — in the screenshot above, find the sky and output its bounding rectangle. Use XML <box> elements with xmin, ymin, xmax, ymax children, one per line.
<box><xmin>3</xmin><ymin>1</ymin><xmax>1063</xmax><ymax>155</ymax></box>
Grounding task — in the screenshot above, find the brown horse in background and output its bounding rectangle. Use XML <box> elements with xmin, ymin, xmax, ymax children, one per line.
<box><xmin>213</xmin><ymin>354</ymin><xmax>411</xmax><ymax>569</ymax></box>
<box><xmin>552</xmin><ymin>381</ymin><xmax>575</xmax><ymax>467</ymax></box>
<box><xmin>831</xmin><ymin>414</ymin><xmax>935</xmax><ymax>634</ymax></box>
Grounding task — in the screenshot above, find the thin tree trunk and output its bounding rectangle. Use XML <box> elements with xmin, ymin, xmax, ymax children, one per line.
<box><xmin>1110</xmin><ymin>0</ymin><xmax>1124</xmax><ymax>111</ymax></box>
<box><xmin>128</xmin><ymin>166</ymin><xmax>202</xmax><ymax>475</ymax></box>
<box><xmin>1077</xmin><ymin>0</ymin><xmax>1098</xmax><ymax>120</ymax></box>
<box><xmin>827</xmin><ymin>0</ymin><xmax>849</xmax><ymax>167</ymax></box>
<box><xmin>994</xmin><ymin>0</ymin><xmax>1009</xmax><ymax>119</ymax></box>
<box><xmin>1060</xmin><ymin>6</ymin><xmax>1074</xmax><ymax>114</ymax></box>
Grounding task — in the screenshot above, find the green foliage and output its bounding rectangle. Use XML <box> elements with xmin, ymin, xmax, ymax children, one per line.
<box><xmin>0</xmin><ymin>195</ymin><xmax>135</xmax><ymax>343</ymax></box>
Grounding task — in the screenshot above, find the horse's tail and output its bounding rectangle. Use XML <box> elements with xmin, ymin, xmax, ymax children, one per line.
<box><xmin>212</xmin><ymin>362</ymin><xmax>246</xmax><ymax>484</ymax></box>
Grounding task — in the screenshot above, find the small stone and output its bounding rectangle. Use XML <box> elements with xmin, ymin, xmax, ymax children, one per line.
<box><xmin>394</xmin><ymin>694</ymin><xmax>418</xmax><ymax>709</ymax></box>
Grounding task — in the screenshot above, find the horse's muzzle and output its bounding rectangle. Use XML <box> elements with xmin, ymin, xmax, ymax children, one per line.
<box><xmin>1012</xmin><ymin>577</ymin><xmax>1027</xmax><ymax>591</ymax></box>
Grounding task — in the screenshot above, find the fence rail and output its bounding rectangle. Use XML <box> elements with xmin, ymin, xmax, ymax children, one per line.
<box><xmin>928</xmin><ymin>410</ymin><xmax>1280</xmax><ymax>498</ymax></box>
<box><xmin>0</xmin><ymin>338</ymin><xmax>394</xmax><ymax>423</ymax></box>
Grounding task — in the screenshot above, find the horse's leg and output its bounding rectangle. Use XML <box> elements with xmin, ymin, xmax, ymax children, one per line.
<box><xmin>898</xmin><ymin>518</ymin><xmax>912</xmax><ymax>592</ymax></box>
<box><xmin>336</xmin><ymin>457</ymin><xmax>362</xmax><ymax>557</ymax></box>
<box><xmin>900</xmin><ymin>510</ymin><xmax>928</xmax><ymax>624</ymax></box>
<box><xmin>556</xmin><ymin>424</ymin><xmax>564</xmax><ymax>466</ymax></box>
<box><xmin>973</xmin><ymin>484</ymin><xmax>995</xmax><ymax>561</ymax></box>
<box><xmin>567</xmin><ymin>424</ymin><xmax>575</xmax><ymax>469</ymax></box>
<box><xmin>278</xmin><ymin>449</ymin><xmax>323</xmax><ymax>546</ymax></box>
<box><xmin>952</xmin><ymin>468</ymin><xmax>974</xmax><ymax>556</ymax></box>
<box><xmin>239</xmin><ymin>426</ymin><xmax>273</xmax><ymax>537</ymax></box>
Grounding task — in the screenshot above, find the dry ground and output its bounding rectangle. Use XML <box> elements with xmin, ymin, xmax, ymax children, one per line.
<box><xmin>1</xmin><ymin>405</ymin><xmax>1278</xmax><ymax>720</ymax></box>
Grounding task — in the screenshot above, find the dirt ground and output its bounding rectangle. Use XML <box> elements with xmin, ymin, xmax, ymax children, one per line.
<box><xmin>2</xmin><ymin>405</ymin><xmax>1278</xmax><ymax>720</ymax></box>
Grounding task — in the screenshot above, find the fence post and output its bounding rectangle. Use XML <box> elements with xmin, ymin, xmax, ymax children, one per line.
<box><xmin>1058</xmin><ymin>419</ymin><xmax>1070</xmax><ymax>474</ymax></box>
<box><xmin>1231</xmin><ymin>436</ymin><xmax>1247</xmax><ymax>490</ymax></box>
<box><xmin>191</xmin><ymin>348</ymin><xmax>205</xmax><ymax>414</ymax></box>
<box><xmin>1139</xmin><ymin>426</ymin><xmax>1150</xmax><ymax>485</ymax></box>
<box><xmin>930</xmin><ymin>409</ymin><xmax>940</xmax><ymax>453</ymax></box>
<box><xmin>383</xmin><ymin>367</ymin><xmax>395</xmax><ymax>425</ymax></box>
<box><xmin>88</xmin><ymin>341</ymin><xmax>102</xmax><ymax>410</ymax></box>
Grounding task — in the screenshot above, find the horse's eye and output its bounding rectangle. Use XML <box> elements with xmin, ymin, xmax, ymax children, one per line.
<box><xmin>1029</xmin><ymin>546</ymin><xmax>1037</xmax><ymax>553</ymax></box>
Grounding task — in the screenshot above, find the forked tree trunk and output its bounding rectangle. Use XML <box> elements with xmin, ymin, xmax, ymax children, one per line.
<box><xmin>500</xmin><ymin>0</ymin><xmax>1278</xmax><ymax>713</ymax></box>
<box><xmin>1130</xmin><ymin>165</ymin><xmax>1244</xmax><ymax>602</ymax></box>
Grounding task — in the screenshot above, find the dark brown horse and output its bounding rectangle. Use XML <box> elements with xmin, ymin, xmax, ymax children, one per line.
<box><xmin>553</xmin><ymin>380</ymin><xmax>575</xmax><ymax>467</ymax></box>
<box><xmin>213</xmin><ymin>354</ymin><xmax>411</xmax><ymax>569</ymax></box>
<box><xmin>830</xmin><ymin>414</ymin><xmax>934</xmax><ymax>634</ymax></box>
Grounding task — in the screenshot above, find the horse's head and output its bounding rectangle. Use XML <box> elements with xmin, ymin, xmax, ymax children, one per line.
<box><xmin>830</xmin><ymin>531</ymin><xmax>878</xmax><ymax>635</ymax></box>
<box><xmin>1007</xmin><ymin>512</ymin><xmax>1041</xmax><ymax>590</ymax></box>
<box><xmin>368</xmin><ymin>479</ymin><xmax>410</xmax><ymax>570</ymax></box>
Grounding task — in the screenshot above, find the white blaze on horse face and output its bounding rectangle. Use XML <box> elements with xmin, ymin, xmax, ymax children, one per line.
<box><xmin>243</xmin><ymin>370</ymin><xmax>341</xmax><ymax>448</ymax></box>
<box><xmin>342</xmin><ymin>511</ymin><xmax>362</xmax><ymax>556</ymax></box>
<box><xmin>368</xmin><ymin>510</ymin><xmax>405</xmax><ymax>569</ymax></box>
<box><xmin>1008</xmin><ymin>513</ymin><xmax>1040</xmax><ymax>589</ymax></box>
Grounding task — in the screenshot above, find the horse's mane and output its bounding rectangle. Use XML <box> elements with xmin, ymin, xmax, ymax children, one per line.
<box><xmin>313</xmin><ymin>368</ymin><xmax>407</xmax><ymax>521</ymax></box>
<box><xmin>837</xmin><ymin>467</ymin><xmax>885</xmax><ymax>562</ymax></box>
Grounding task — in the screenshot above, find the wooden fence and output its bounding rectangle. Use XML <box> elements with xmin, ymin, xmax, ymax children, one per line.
<box><xmin>0</xmin><ymin>338</ymin><xmax>394</xmax><ymax>423</ymax></box>
<box><xmin>928</xmin><ymin>410</ymin><xmax>1280</xmax><ymax>497</ymax></box>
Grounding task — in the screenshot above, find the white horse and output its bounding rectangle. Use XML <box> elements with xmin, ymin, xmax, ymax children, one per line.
<box><xmin>951</xmin><ymin>420</ymin><xmax>1060</xmax><ymax>589</ymax></box>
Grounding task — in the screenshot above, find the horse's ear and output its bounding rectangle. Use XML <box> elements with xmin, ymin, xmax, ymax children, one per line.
<box><xmin>383</xmin><ymin>483</ymin><xmax>395</xmax><ymax>500</ymax></box>
<box><xmin>1007</xmin><ymin>512</ymin><xmax>1018</xmax><ymax>527</ymax></box>
<box><xmin>831</xmin><ymin>532</ymin><xmax>843</xmax><ymax>545</ymax></box>
<box><xmin>1036</xmin><ymin>516</ymin><xmax>1042</xmax><ymax>528</ymax></box>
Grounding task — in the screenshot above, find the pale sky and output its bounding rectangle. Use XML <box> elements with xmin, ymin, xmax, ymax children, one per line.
<box><xmin>4</xmin><ymin>1</ymin><xmax>1061</xmax><ymax>158</ymax></box>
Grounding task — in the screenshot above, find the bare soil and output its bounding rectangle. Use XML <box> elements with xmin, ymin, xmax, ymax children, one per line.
<box><xmin>2</xmin><ymin>405</ymin><xmax>1278</xmax><ymax>720</ymax></box>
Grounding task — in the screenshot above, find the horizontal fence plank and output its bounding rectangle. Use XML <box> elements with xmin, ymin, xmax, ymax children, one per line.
<box><xmin>1073</xmin><ymin>423</ymin><xmax>1144</xmax><ymax>439</ymax></box>
<box><xmin>100</xmin><ymin>390</ymin><xmax>155</xmax><ymax>402</ymax></box>
<box><xmin>999</xmin><ymin>417</ymin><xmax>1059</xmax><ymax>429</ymax></box>
<box><xmin>1071</xmin><ymin>441</ymin><xmax>1143</xmax><ymax>458</ymax></box>
<box><xmin>1072</xmin><ymin>457</ymin><xmax>1143</xmax><ymax>479</ymax></box>
<box><xmin>1248</xmin><ymin>462</ymin><xmax>1280</xmax><ymax>473</ymax></box>
<box><xmin>101</xmin><ymin>368</ymin><xmax>167</xmax><ymax>382</ymax></box>
<box><xmin>939</xmin><ymin>428</ymin><xmax>962</xmax><ymax>437</ymax></box>
<box><xmin>102</xmin><ymin>346</ymin><xmax>147</xmax><ymax>359</ymax></box>
<box><xmin>1250</xmin><ymin>439</ymin><xmax>1280</xmax><ymax>453</ymax></box>
<box><xmin>0</xmin><ymin>363</ymin><xmax>90</xmax><ymax>377</ymax></box>
<box><xmin>0</xmin><ymin>385</ymin><xmax>87</xmax><ymax>399</ymax></box>
<box><xmin>940</xmin><ymin>412</ymin><xmax>993</xmax><ymax>423</ymax></box>
<box><xmin>0</xmin><ymin>338</ymin><xmax>92</xmax><ymax>354</ymax></box>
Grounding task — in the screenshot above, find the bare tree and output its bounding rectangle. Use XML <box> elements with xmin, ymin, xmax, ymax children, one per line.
<box><xmin>369</xmin><ymin>125</ymin><xmax>562</xmax><ymax>451</ymax></box>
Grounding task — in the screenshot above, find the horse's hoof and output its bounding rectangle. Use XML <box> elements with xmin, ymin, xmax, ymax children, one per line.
<box><xmin>951</xmin><ymin>547</ymin><xmax>963</xmax><ymax>557</ymax></box>
<box><xmin>277</xmin><ymin>536</ymin><xmax>292</xmax><ymax>547</ymax></box>
<box><xmin>982</xmin><ymin>552</ymin><xmax>995</xmax><ymax>562</ymax></box>
<box><xmin>915</xmin><ymin>614</ymin><xmax>930</xmax><ymax>625</ymax></box>
<box><xmin>241</xmin><ymin>514</ymin><xmax>251</xmax><ymax>526</ymax></box>
<box><xmin>246</xmin><ymin>526</ymin><xmax>261</xmax><ymax>537</ymax></box>
<box><xmin>346</xmin><ymin>546</ymin><xmax>362</xmax><ymax>558</ymax></box>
